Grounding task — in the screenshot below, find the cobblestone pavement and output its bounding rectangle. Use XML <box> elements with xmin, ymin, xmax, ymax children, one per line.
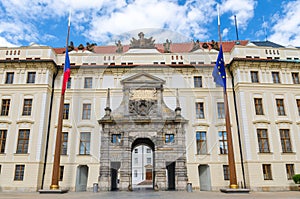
<box><xmin>0</xmin><ymin>191</ymin><xmax>299</xmax><ymax>199</ymax></box>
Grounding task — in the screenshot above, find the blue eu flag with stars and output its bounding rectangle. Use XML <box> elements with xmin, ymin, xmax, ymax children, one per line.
<box><xmin>212</xmin><ymin>45</ymin><xmax>226</xmax><ymax>90</ymax></box>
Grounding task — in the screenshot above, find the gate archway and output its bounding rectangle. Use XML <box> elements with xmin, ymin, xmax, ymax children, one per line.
<box><xmin>98</xmin><ymin>72</ymin><xmax>188</xmax><ymax>191</ymax></box>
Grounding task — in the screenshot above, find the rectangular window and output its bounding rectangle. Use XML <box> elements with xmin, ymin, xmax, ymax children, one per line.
<box><xmin>134</xmin><ymin>158</ymin><xmax>138</xmax><ymax>164</ymax></box>
<box><xmin>1</xmin><ymin>99</ymin><xmax>10</xmax><ymax>116</ymax></box>
<box><xmin>16</xmin><ymin>129</ymin><xmax>30</xmax><ymax>154</ymax></box>
<box><xmin>134</xmin><ymin>148</ymin><xmax>138</xmax><ymax>153</ymax></box>
<box><xmin>63</xmin><ymin>103</ymin><xmax>70</xmax><ymax>120</ymax></box>
<box><xmin>194</xmin><ymin>76</ymin><xmax>202</xmax><ymax>87</ymax></box>
<box><xmin>27</xmin><ymin>72</ymin><xmax>36</xmax><ymax>83</ymax></box>
<box><xmin>146</xmin><ymin>148</ymin><xmax>151</xmax><ymax>153</ymax></box>
<box><xmin>134</xmin><ymin>170</ymin><xmax>138</xmax><ymax>177</ymax></box>
<box><xmin>272</xmin><ymin>72</ymin><xmax>280</xmax><ymax>83</ymax></box>
<box><xmin>111</xmin><ymin>134</ymin><xmax>122</xmax><ymax>144</ymax></box>
<box><xmin>254</xmin><ymin>98</ymin><xmax>264</xmax><ymax>115</ymax></box>
<box><xmin>147</xmin><ymin>158</ymin><xmax>151</xmax><ymax>164</ymax></box>
<box><xmin>84</xmin><ymin>77</ymin><xmax>92</xmax><ymax>88</ymax></box>
<box><xmin>67</xmin><ymin>77</ymin><xmax>71</xmax><ymax>89</ymax></box>
<box><xmin>292</xmin><ymin>72</ymin><xmax>300</xmax><ymax>84</ymax></box>
<box><xmin>280</xmin><ymin>129</ymin><xmax>292</xmax><ymax>153</ymax></box>
<box><xmin>61</xmin><ymin>132</ymin><xmax>68</xmax><ymax>155</ymax></box>
<box><xmin>59</xmin><ymin>166</ymin><xmax>64</xmax><ymax>181</ymax></box>
<box><xmin>14</xmin><ymin>165</ymin><xmax>25</xmax><ymax>181</ymax></box>
<box><xmin>82</xmin><ymin>103</ymin><xmax>91</xmax><ymax>120</ymax></box>
<box><xmin>165</xmin><ymin>134</ymin><xmax>174</xmax><ymax>143</ymax></box>
<box><xmin>286</xmin><ymin>164</ymin><xmax>295</xmax><ymax>180</ymax></box>
<box><xmin>196</xmin><ymin>131</ymin><xmax>207</xmax><ymax>154</ymax></box>
<box><xmin>297</xmin><ymin>99</ymin><xmax>300</xmax><ymax>116</ymax></box>
<box><xmin>219</xmin><ymin>131</ymin><xmax>227</xmax><ymax>154</ymax></box>
<box><xmin>0</xmin><ymin>130</ymin><xmax>7</xmax><ymax>153</ymax></box>
<box><xmin>276</xmin><ymin>99</ymin><xmax>286</xmax><ymax>116</ymax></box>
<box><xmin>262</xmin><ymin>164</ymin><xmax>272</xmax><ymax>180</ymax></box>
<box><xmin>196</xmin><ymin>102</ymin><xmax>205</xmax><ymax>119</ymax></box>
<box><xmin>257</xmin><ymin>129</ymin><xmax>270</xmax><ymax>153</ymax></box>
<box><xmin>22</xmin><ymin>99</ymin><xmax>32</xmax><ymax>116</ymax></box>
<box><xmin>217</xmin><ymin>102</ymin><xmax>225</xmax><ymax>119</ymax></box>
<box><xmin>223</xmin><ymin>165</ymin><xmax>229</xmax><ymax>180</ymax></box>
<box><xmin>5</xmin><ymin>72</ymin><xmax>14</xmax><ymax>84</ymax></box>
<box><xmin>79</xmin><ymin>132</ymin><xmax>90</xmax><ymax>155</ymax></box>
<box><xmin>250</xmin><ymin>71</ymin><xmax>259</xmax><ymax>83</ymax></box>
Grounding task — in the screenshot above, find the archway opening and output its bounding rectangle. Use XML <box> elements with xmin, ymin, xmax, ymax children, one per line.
<box><xmin>131</xmin><ymin>138</ymin><xmax>155</xmax><ymax>191</ymax></box>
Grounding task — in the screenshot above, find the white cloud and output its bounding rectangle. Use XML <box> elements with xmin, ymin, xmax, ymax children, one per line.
<box><xmin>269</xmin><ymin>1</ymin><xmax>300</xmax><ymax>46</ymax></box>
<box><xmin>221</xmin><ymin>0</ymin><xmax>257</xmax><ymax>29</ymax></box>
<box><xmin>0</xmin><ymin>37</ymin><xmax>17</xmax><ymax>47</ymax></box>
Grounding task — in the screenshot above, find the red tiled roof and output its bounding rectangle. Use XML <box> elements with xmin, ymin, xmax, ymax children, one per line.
<box><xmin>53</xmin><ymin>40</ymin><xmax>248</xmax><ymax>54</ymax></box>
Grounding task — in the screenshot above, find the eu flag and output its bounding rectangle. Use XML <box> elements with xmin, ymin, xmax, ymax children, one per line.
<box><xmin>212</xmin><ymin>45</ymin><xmax>226</xmax><ymax>90</ymax></box>
<box><xmin>61</xmin><ymin>47</ymin><xmax>71</xmax><ymax>95</ymax></box>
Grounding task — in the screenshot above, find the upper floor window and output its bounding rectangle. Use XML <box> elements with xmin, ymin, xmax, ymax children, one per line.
<box><xmin>27</xmin><ymin>72</ymin><xmax>36</xmax><ymax>83</ymax></box>
<box><xmin>276</xmin><ymin>99</ymin><xmax>286</xmax><ymax>116</ymax></box>
<box><xmin>257</xmin><ymin>129</ymin><xmax>270</xmax><ymax>153</ymax></box>
<box><xmin>217</xmin><ymin>102</ymin><xmax>225</xmax><ymax>119</ymax></box>
<box><xmin>194</xmin><ymin>76</ymin><xmax>202</xmax><ymax>88</ymax></box>
<box><xmin>297</xmin><ymin>99</ymin><xmax>300</xmax><ymax>116</ymax></box>
<box><xmin>111</xmin><ymin>134</ymin><xmax>122</xmax><ymax>144</ymax></box>
<box><xmin>14</xmin><ymin>165</ymin><xmax>25</xmax><ymax>181</ymax></box>
<box><xmin>279</xmin><ymin>129</ymin><xmax>292</xmax><ymax>153</ymax></box>
<box><xmin>61</xmin><ymin>132</ymin><xmax>68</xmax><ymax>155</ymax></box>
<box><xmin>165</xmin><ymin>134</ymin><xmax>174</xmax><ymax>143</ymax></box>
<box><xmin>84</xmin><ymin>77</ymin><xmax>92</xmax><ymax>88</ymax></box>
<box><xmin>5</xmin><ymin>72</ymin><xmax>14</xmax><ymax>84</ymax></box>
<box><xmin>292</xmin><ymin>72</ymin><xmax>300</xmax><ymax>84</ymax></box>
<box><xmin>63</xmin><ymin>103</ymin><xmax>70</xmax><ymax>120</ymax></box>
<box><xmin>250</xmin><ymin>71</ymin><xmax>259</xmax><ymax>83</ymax></box>
<box><xmin>219</xmin><ymin>131</ymin><xmax>227</xmax><ymax>154</ymax></box>
<box><xmin>67</xmin><ymin>77</ymin><xmax>71</xmax><ymax>89</ymax></box>
<box><xmin>82</xmin><ymin>103</ymin><xmax>91</xmax><ymax>120</ymax></box>
<box><xmin>0</xmin><ymin>130</ymin><xmax>7</xmax><ymax>154</ymax></box>
<box><xmin>254</xmin><ymin>98</ymin><xmax>264</xmax><ymax>115</ymax></box>
<box><xmin>22</xmin><ymin>99</ymin><xmax>32</xmax><ymax>116</ymax></box>
<box><xmin>16</xmin><ymin>129</ymin><xmax>30</xmax><ymax>154</ymax></box>
<box><xmin>272</xmin><ymin>72</ymin><xmax>280</xmax><ymax>83</ymax></box>
<box><xmin>1</xmin><ymin>99</ymin><xmax>10</xmax><ymax>116</ymax></box>
<box><xmin>79</xmin><ymin>132</ymin><xmax>90</xmax><ymax>155</ymax></box>
<box><xmin>196</xmin><ymin>131</ymin><xmax>207</xmax><ymax>154</ymax></box>
<box><xmin>195</xmin><ymin>102</ymin><xmax>205</xmax><ymax>119</ymax></box>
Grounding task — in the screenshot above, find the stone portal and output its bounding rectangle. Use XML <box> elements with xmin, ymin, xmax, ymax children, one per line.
<box><xmin>98</xmin><ymin>72</ymin><xmax>188</xmax><ymax>191</ymax></box>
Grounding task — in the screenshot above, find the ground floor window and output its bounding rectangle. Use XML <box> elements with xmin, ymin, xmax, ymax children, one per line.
<box><xmin>286</xmin><ymin>164</ymin><xmax>294</xmax><ymax>180</ymax></box>
<box><xmin>223</xmin><ymin>165</ymin><xmax>229</xmax><ymax>180</ymax></box>
<box><xmin>262</xmin><ymin>164</ymin><xmax>272</xmax><ymax>180</ymax></box>
<box><xmin>14</xmin><ymin>165</ymin><xmax>25</xmax><ymax>181</ymax></box>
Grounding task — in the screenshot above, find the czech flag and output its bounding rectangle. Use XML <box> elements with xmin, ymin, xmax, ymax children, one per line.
<box><xmin>61</xmin><ymin>47</ymin><xmax>70</xmax><ymax>95</ymax></box>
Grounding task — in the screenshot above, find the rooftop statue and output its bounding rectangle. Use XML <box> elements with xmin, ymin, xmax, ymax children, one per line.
<box><xmin>130</xmin><ymin>32</ymin><xmax>155</xmax><ymax>49</ymax></box>
<box><xmin>115</xmin><ymin>40</ymin><xmax>123</xmax><ymax>53</ymax></box>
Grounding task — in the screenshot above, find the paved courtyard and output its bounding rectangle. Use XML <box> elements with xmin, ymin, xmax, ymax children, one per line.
<box><xmin>0</xmin><ymin>191</ymin><xmax>299</xmax><ymax>199</ymax></box>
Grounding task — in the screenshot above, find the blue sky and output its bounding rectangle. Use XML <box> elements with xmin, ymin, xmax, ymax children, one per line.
<box><xmin>1</xmin><ymin>0</ymin><xmax>300</xmax><ymax>48</ymax></box>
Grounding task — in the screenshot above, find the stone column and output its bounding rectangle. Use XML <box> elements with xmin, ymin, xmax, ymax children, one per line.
<box><xmin>99</xmin><ymin>125</ymin><xmax>111</xmax><ymax>191</ymax></box>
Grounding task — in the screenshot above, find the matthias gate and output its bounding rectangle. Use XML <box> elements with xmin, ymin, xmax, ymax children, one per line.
<box><xmin>98</xmin><ymin>72</ymin><xmax>188</xmax><ymax>191</ymax></box>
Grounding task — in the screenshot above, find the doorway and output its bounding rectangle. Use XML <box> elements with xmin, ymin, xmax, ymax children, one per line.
<box><xmin>198</xmin><ymin>164</ymin><xmax>211</xmax><ymax>191</ymax></box>
<box><xmin>131</xmin><ymin>138</ymin><xmax>155</xmax><ymax>190</ymax></box>
<box><xmin>111</xmin><ymin>162</ymin><xmax>121</xmax><ymax>191</ymax></box>
<box><xmin>75</xmin><ymin>165</ymin><xmax>89</xmax><ymax>192</ymax></box>
<box><xmin>166</xmin><ymin>162</ymin><xmax>176</xmax><ymax>190</ymax></box>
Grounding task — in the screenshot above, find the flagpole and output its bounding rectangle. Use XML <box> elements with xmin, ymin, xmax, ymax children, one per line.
<box><xmin>218</xmin><ymin>4</ymin><xmax>238</xmax><ymax>189</ymax></box>
<box><xmin>50</xmin><ymin>11</ymin><xmax>71</xmax><ymax>190</ymax></box>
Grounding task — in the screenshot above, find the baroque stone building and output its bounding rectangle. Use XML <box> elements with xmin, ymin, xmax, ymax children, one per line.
<box><xmin>0</xmin><ymin>33</ymin><xmax>300</xmax><ymax>192</ymax></box>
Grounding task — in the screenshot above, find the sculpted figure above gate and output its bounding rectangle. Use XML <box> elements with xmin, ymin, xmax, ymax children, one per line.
<box><xmin>130</xmin><ymin>32</ymin><xmax>156</xmax><ymax>49</ymax></box>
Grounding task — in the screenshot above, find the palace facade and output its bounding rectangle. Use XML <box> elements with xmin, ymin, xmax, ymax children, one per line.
<box><xmin>0</xmin><ymin>33</ymin><xmax>300</xmax><ymax>192</ymax></box>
